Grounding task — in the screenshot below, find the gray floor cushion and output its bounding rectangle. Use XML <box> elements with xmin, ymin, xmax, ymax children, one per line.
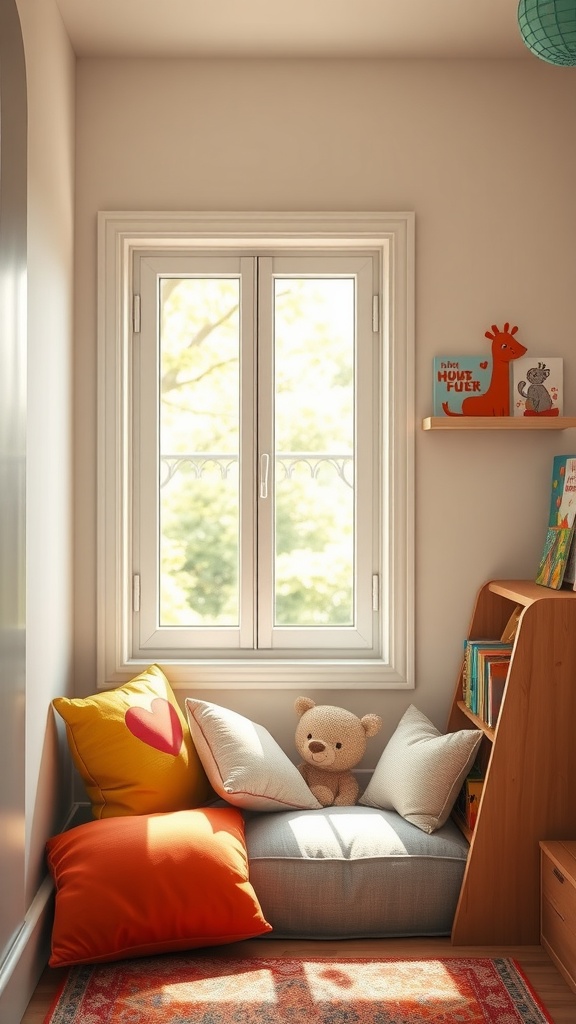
<box><xmin>243</xmin><ymin>805</ymin><xmax>469</xmax><ymax>939</ymax></box>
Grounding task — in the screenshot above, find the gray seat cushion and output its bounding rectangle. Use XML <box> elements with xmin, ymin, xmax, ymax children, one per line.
<box><xmin>243</xmin><ymin>805</ymin><xmax>469</xmax><ymax>939</ymax></box>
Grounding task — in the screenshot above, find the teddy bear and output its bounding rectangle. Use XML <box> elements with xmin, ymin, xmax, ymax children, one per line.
<box><xmin>294</xmin><ymin>696</ymin><xmax>382</xmax><ymax>807</ymax></box>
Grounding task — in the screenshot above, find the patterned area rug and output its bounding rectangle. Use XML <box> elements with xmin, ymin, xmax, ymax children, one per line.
<box><xmin>44</xmin><ymin>955</ymin><xmax>553</xmax><ymax>1024</ymax></box>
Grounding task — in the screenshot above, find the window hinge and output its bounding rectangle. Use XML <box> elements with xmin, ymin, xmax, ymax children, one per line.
<box><xmin>133</xmin><ymin>574</ymin><xmax>141</xmax><ymax>612</ymax></box>
<box><xmin>372</xmin><ymin>295</ymin><xmax>379</xmax><ymax>334</ymax></box>
<box><xmin>372</xmin><ymin>573</ymin><xmax>379</xmax><ymax>612</ymax></box>
<box><xmin>133</xmin><ymin>294</ymin><xmax>141</xmax><ymax>334</ymax></box>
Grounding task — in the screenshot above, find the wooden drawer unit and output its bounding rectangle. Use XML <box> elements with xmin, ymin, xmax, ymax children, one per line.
<box><xmin>540</xmin><ymin>841</ymin><xmax>576</xmax><ymax>994</ymax></box>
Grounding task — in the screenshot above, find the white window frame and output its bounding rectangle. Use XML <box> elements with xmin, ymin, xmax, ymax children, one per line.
<box><xmin>97</xmin><ymin>211</ymin><xmax>415</xmax><ymax>690</ymax></box>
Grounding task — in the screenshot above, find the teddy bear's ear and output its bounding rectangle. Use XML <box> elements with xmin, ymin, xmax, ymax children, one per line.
<box><xmin>361</xmin><ymin>713</ymin><xmax>382</xmax><ymax>738</ymax></box>
<box><xmin>295</xmin><ymin>696</ymin><xmax>316</xmax><ymax>717</ymax></box>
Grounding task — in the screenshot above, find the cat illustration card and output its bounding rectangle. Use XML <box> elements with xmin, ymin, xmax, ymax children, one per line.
<box><xmin>512</xmin><ymin>356</ymin><xmax>563</xmax><ymax>417</ymax></box>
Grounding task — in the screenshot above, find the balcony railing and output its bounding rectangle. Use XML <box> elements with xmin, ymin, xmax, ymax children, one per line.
<box><xmin>160</xmin><ymin>453</ymin><xmax>354</xmax><ymax>488</ymax></box>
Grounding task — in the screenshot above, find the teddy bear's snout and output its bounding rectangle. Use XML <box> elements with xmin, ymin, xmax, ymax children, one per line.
<box><xmin>308</xmin><ymin>740</ymin><xmax>325</xmax><ymax>754</ymax></box>
<box><xmin>305</xmin><ymin>739</ymin><xmax>336</xmax><ymax>766</ymax></box>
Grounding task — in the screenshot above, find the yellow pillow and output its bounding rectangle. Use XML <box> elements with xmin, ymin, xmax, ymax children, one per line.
<box><xmin>53</xmin><ymin>665</ymin><xmax>211</xmax><ymax>818</ymax></box>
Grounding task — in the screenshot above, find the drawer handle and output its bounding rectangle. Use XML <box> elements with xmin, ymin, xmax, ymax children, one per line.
<box><xmin>553</xmin><ymin>867</ymin><xmax>565</xmax><ymax>884</ymax></box>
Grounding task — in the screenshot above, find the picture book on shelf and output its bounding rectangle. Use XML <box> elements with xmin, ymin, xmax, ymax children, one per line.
<box><xmin>476</xmin><ymin>652</ymin><xmax>509</xmax><ymax>722</ymax></box>
<box><xmin>512</xmin><ymin>357</ymin><xmax>562</xmax><ymax>418</ymax></box>
<box><xmin>432</xmin><ymin>357</ymin><xmax>492</xmax><ymax>416</ymax></box>
<box><xmin>462</xmin><ymin>639</ymin><xmax>512</xmax><ymax>720</ymax></box>
<box><xmin>455</xmin><ymin>766</ymin><xmax>485</xmax><ymax>831</ymax></box>
<box><xmin>536</xmin><ymin>454</ymin><xmax>576</xmax><ymax>590</ymax></box>
<box><xmin>486</xmin><ymin>660</ymin><xmax>508</xmax><ymax>728</ymax></box>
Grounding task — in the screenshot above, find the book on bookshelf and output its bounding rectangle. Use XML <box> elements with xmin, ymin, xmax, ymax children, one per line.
<box><xmin>535</xmin><ymin>454</ymin><xmax>576</xmax><ymax>590</ymax></box>
<box><xmin>455</xmin><ymin>766</ymin><xmax>485</xmax><ymax>831</ymax></box>
<box><xmin>462</xmin><ymin>639</ymin><xmax>512</xmax><ymax>721</ymax></box>
<box><xmin>477</xmin><ymin>652</ymin><xmax>509</xmax><ymax>723</ymax></box>
<box><xmin>511</xmin><ymin>356</ymin><xmax>563</xmax><ymax>418</ymax></box>
<box><xmin>486</xmin><ymin>659</ymin><xmax>508</xmax><ymax>728</ymax></box>
<box><xmin>432</xmin><ymin>356</ymin><xmax>492</xmax><ymax>416</ymax></box>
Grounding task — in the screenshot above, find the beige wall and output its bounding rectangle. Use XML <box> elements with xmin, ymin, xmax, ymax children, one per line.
<box><xmin>74</xmin><ymin>57</ymin><xmax>576</xmax><ymax>759</ymax></box>
<box><xmin>17</xmin><ymin>0</ymin><xmax>76</xmax><ymax>899</ymax></box>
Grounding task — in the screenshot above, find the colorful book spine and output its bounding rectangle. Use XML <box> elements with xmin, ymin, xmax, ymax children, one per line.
<box><xmin>476</xmin><ymin>652</ymin><xmax>509</xmax><ymax>722</ymax></box>
<box><xmin>455</xmin><ymin>766</ymin><xmax>485</xmax><ymax>831</ymax></box>
<box><xmin>462</xmin><ymin>639</ymin><xmax>512</xmax><ymax>722</ymax></box>
<box><xmin>486</xmin><ymin>660</ymin><xmax>508</xmax><ymax>728</ymax></box>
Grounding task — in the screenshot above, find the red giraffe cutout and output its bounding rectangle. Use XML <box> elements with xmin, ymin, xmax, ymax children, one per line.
<box><xmin>442</xmin><ymin>323</ymin><xmax>527</xmax><ymax>416</ymax></box>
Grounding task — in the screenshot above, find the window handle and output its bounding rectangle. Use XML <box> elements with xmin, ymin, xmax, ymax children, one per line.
<box><xmin>259</xmin><ymin>453</ymin><xmax>270</xmax><ymax>499</ymax></box>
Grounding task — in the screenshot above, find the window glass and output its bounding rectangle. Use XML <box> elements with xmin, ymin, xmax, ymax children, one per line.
<box><xmin>159</xmin><ymin>277</ymin><xmax>240</xmax><ymax>627</ymax></box>
<box><xmin>273</xmin><ymin>277</ymin><xmax>355</xmax><ymax>627</ymax></box>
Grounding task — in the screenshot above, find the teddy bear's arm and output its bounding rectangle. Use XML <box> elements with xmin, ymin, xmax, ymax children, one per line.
<box><xmin>310</xmin><ymin>784</ymin><xmax>337</xmax><ymax>806</ymax></box>
<box><xmin>298</xmin><ymin>763</ymin><xmax>336</xmax><ymax>806</ymax></box>
<box><xmin>332</xmin><ymin>773</ymin><xmax>359</xmax><ymax>806</ymax></box>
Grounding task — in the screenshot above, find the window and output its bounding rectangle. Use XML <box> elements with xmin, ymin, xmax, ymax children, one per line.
<box><xmin>98</xmin><ymin>212</ymin><xmax>414</xmax><ymax>689</ymax></box>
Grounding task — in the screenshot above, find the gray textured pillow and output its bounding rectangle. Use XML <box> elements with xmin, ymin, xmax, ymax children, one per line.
<box><xmin>185</xmin><ymin>698</ymin><xmax>321</xmax><ymax>812</ymax></box>
<box><xmin>359</xmin><ymin>704</ymin><xmax>482</xmax><ymax>833</ymax></box>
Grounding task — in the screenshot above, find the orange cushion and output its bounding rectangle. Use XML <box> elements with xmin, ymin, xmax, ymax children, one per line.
<box><xmin>46</xmin><ymin>807</ymin><xmax>272</xmax><ymax>966</ymax></box>
<box><xmin>52</xmin><ymin>665</ymin><xmax>211</xmax><ymax>817</ymax></box>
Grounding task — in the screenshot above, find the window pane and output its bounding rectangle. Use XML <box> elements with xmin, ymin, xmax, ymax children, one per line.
<box><xmin>158</xmin><ymin>277</ymin><xmax>240</xmax><ymax>626</ymax></box>
<box><xmin>274</xmin><ymin>277</ymin><xmax>355</xmax><ymax>626</ymax></box>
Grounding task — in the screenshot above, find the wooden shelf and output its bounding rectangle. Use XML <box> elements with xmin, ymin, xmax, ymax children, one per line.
<box><xmin>487</xmin><ymin>578</ymin><xmax>576</xmax><ymax>604</ymax></box>
<box><xmin>455</xmin><ymin>700</ymin><xmax>495</xmax><ymax>741</ymax></box>
<box><xmin>447</xmin><ymin>580</ymin><xmax>576</xmax><ymax>946</ymax></box>
<box><xmin>422</xmin><ymin>416</ymin><xmax>576</xmax><ymax>431</ymax></box>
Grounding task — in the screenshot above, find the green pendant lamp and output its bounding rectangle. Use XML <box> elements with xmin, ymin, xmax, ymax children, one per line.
<box><xmin>518</xmin><ymin>0</ymin><xmax>576</xmax><ymax>65</ymax></box>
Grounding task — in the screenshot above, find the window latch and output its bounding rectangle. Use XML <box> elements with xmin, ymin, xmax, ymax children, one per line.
<box><xmin>259</xmin><ymin>453</ymin><xmax>270</xmax><ymax>499</ymax></box>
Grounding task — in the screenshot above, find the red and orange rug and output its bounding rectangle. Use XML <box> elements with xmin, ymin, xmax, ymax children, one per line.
<box><xmin>44</xmin><ymin>954</ymin><xmax>552</xmax><ymax>1024</ymax></box>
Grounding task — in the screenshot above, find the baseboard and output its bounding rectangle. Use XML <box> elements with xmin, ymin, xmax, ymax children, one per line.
<box><xmin>0</xmin><ymin>802</ymin><xmax>86</xmax><ymax>1024</ymax></box>
<box><xmin>0</xmin><ymin>875</ymin><xmax>54</xmax><ymax>1024</ymax></box>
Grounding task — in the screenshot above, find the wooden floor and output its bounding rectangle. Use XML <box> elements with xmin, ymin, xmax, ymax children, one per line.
<box><xmin>19</xmin><ymin>937</ymin><xmax>576</xmax><ymax>1023</ymax></box>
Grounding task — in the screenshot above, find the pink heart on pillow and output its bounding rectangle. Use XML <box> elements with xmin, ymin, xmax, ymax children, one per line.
<box><xmin>125</xmin><ymin>698</ymin><xmax>183</xmax><ymax>756</ymax></box>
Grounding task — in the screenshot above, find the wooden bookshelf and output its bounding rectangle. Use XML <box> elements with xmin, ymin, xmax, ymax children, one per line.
<box><xmin>447</xmin><ymin>579</ymin><xmax>576</xmax><ymax>945</ymax></box>
<box><xmin>423</xmin><ymin>416</ymin><xmax>576</xmax><ymax>431</ymax></box>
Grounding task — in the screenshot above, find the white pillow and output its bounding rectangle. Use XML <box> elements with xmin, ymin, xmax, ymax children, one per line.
<box><xmin>359</xmin><ymin>704</ymin><xmax>482</xmax><ymax>833</ymax></box>
<box><xmin>185</xmin><ymin>698</ymin><xmax>322</xmax><ymax>812</ymax></box>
